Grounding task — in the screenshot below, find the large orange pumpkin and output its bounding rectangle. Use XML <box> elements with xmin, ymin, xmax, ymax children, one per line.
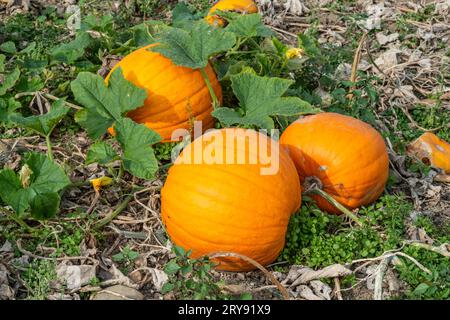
<box><xmin>106</xmin><ymin>44</ymin><xmax>222</xmax><ymax>142</ymax></box>
<box><xmin>161</xmin><ymin>128</ymin><xmax>301</xmax><ymax>271</ymax></box>
<box><xmin>206</xmin><ymin>0</ymin><xmax>258</xmax><ymax>26</ymax></box>
<box><xmin>280</xmin><ymin>113</ymin><xmax>389</xmax><ymax>214</ymax></box>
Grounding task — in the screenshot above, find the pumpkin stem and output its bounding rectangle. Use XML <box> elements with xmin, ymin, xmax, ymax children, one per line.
<box><xmin>304</xmin><ymin>180</ymin><xmax>364</xmax><ymax>226</ymax></box>
<box><xmin>200</xmin><ymin>67</ymin><xmax>219</xmax><ymax>109</ymax></box>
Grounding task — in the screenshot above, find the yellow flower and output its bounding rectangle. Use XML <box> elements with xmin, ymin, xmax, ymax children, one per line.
<box><xmin>19</xmin><ymin>164</ymin><xmax>32</xmax><ymax>188</ymax></box>
<box><xmin>285</xmin><ymin>47</ymin><xmax>304</xmax><ymax>59</ymax></box>
<box><xmin>90</xmin><ymin>176</ymin><xmax>113</xmax><ymax>192</ymax></box>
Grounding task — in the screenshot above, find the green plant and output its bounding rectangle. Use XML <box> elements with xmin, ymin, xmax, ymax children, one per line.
<box><xmin>21</xmin><ymin>259</ymin><xmax>57</xmax><ymax>300</ymax></box>
<box><xmin>161</xmin><ymin>246</ymin><xmax>233</xmax><ymax>300</ymax></box>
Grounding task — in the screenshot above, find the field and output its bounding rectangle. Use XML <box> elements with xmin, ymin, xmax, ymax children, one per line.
<box><xmin>0</xmin><ymin>0</ymin><xmax>449</xmax><ymax>300</ymax></box>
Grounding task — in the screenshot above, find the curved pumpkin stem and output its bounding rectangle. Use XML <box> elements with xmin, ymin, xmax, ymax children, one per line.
<box><xmin>200</xmin><ymin>67</ymin><xmax>219</xmax><ymax>109</ymax></box>
<box><xmin>207</xmin><ymin>251</ymin><xmax>290</xmax><ymax>300</ymax></box>
<box><xmin>305</xmin><ymin>188</ymin><xmax>364</xmax><ymax>226</ymax></box>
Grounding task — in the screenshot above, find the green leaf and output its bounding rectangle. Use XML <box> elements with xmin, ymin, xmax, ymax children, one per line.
<box><xmin>150</xmin><ymin>20</ymin><xmax>236</xmax><ymax>69</ymax></box>
<box><xmin>132</xmin><ymin>23</ymin><xmax>157</xmax><ymax>47</ymax></box>
<box><xmin>0</xmin><ymin>98</ymin><xmax>21</xmax><ymax>123</ymax></box>
<box><xmin>213</xmin><ymin>69</ymin><xmax>319</xmax><ymax>129</ymax></box>
<box><xmin>0</xmin><ymin>169</ymin><xmax>32</xmax><ymax>215</ymax></box>
<box><xmin>51</xmin><ymin>32</ymin><xmax>93</xmax><ymax>64</ymax></box>
<box><xmin>115</xmin><ymin>118</ymin><xmax>161</xmax><ymax>180</ymax></box>
<box><xmin>173</xmin><ymin>245</ymin><xmax>186</xmax><ymax>257</ymax></box>
<box><xmin>172</xmin><ymin>3</ymin><xmax>202</xmax><ymax>28</ymax></box>
<box><xmin>30</xmin><ymin>192</ymin><xmax>60</xmax><ymax>220</ymax></box>
<box><xmin>413</xmin><ymin>283</ymin><xmax>430</xmax><ymax>295</ymax></box>
<box><xmin>10</xmin><ymin>99</ymin><xmax>70</xmax><ymax>136</ymax></box>
<box><xmin>225</xmin><ymin>13</ymin><xmax>273</xmax><ymax>38</ymax></box>
<box><xmin>161</xmin><ymin>282</ymin><xmax>175</xmax><ymax>294</ymax></box>
<box><xmin>86</xmin><ymin>141</ymin><xmax>119</xmax><ymax>165</ymax></box>
<box><xmin>0</xmin><ymin>41</ymin><xmax>17</xmax><ymax>54</ymax></box>
<box><xmin>298</xmin><ymin>33</ymin><xmax>321</xmax><ymax>57</ymax></box>
<box><xmin>0</xmin><ymin>67</ymin><xmax>20</xmax><ymax>96</ymax></box>
<box><xmin>71</xmin><ymin>68</ymin><xmax>147</xmax><ymax>123</ymax></box>
<box><xmin>25</xmin><ymin>152</ymin><xmax>71</xmax><ymax>194</ymax></box>
<box><xmin>164</xmin><ymin>261</ymin><xmax>181</xmax><ymax>275</ymax></box>
<box><xmin>74</xmin><ymin>109</ymin><xmax>113</xmax><ymax>140</ymax></box>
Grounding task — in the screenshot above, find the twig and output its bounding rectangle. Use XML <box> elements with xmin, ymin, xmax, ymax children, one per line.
<box><xmin>14</xmin><ymin>92</ymin><xmax>82</xmax><ymax>110</ymax></box>
<box><xmin>207</xmin><ymin>252</ymin><xmax>290</xmax><ymax>300</ymax></box>
<box><xmin>373</xmin><ymin>257</ymin><xmax>390</xmax><ymax>300</ymax></box>
<box><xmin>404</xmin><ymin>241</ymin><xmax>450</xmax><ymax>258</ymax></box>
<box><xmin>334</xmin><ymin>278</ymin><xmax>343</xmax><ymax>300</ymax></box>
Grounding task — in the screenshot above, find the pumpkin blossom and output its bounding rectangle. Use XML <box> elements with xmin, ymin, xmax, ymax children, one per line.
<box><xmin>90</xmin><ymin>176</ymin><xmax>113</xmax><ymax>192</ymax></box>
<box><xmin>285</xmin><ymin>47</ymin><xmax>304</xmax><ymax>60</ymax></box>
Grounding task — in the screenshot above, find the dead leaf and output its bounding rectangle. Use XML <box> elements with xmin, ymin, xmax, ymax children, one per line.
<box><xmin>56</xmin><ymin>264</ymin><xmax>97</xmax><ymax>291</ymax></box>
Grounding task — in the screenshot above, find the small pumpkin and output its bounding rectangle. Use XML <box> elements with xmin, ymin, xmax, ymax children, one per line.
<box><xmin>407</xmin><ymin>132</ymin><xmax>450</xmax><ymax>174</ymax></box>
<box><xmin>280</xmin><ymin>112</ymin><xmax>389</xmax><ymax>214</ymax></box>
<box><xmin>206</xmin><ymin>0</ymin><xmax>258</xmax><ymax>26</ymax></box>
<box><xmin>106</xmin><ymin>44</ymin><xmax>222</xmax><ymax>142</ymax></box>
<box><xmin>161</xmin><ymin>128</ymin><xmax>301</xmax><ymax>271</ymax></box>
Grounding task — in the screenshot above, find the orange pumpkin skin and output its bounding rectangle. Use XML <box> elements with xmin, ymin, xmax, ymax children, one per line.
<box><xmin>407</xmin><ymin>132</ymin><xmax>450</xmax><ymax>174</ymax></box>
<box><xmin>161</xmin><ymin>128</ymin><xmax>301</xmax><ymax>271</ymax></box>
<box><xmin>280</xmin><ymin>113</ymin><xmax>389</xmax><ymax>214</ymax></box>
<box><xmin>105</xmin><ymin>44</ymin><xmax>222</xmax><ymax>142</ymax></box>
<box><xmin>206</xmin><ymin>0</ymin><xmax>258</xmax><ymax>26</ymax></box>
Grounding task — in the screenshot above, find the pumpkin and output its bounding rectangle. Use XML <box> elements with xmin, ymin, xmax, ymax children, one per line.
<box><xmin>206</xmin><ymin>0</ymin><xmax>258</xmax><ymax>26</ymax></box>
<box><xmin>407</xmin><ymin>132</ymin><xmax>450</xmax><ymax>174</ymax></box>
<box><xmin>161</xmin><ymin>128</ymin><xmax>301</xmax><ymax>271</ymax></box>
<box><xmin>280</xmin><ymin>112</ymin><xmax>389</xmax><ymax>214</ymax></box>
<box><xmin>105</xmin><ymin>44</ymin><xmax>222</xmax><ymax>142</ymax></box>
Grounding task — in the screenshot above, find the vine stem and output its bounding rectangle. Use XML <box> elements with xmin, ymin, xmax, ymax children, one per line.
<box><xmin>305</xmin><ymin>188</ymin><xmax>364</xmax><ymax>226</ymax></box>
<box><xmin>200</xmin><ymin>67</ymin><xmax>219</xmax><ymax>109</ymax></box>
<box><xmin>45</xmin><ymin>135</ymin><xmax>53</xmax><ymax>161</ymax></box>
<box><xmin>93</xmin><ymin>187</ymin><xmax>142</xmax><ymax>230</ymax></box>
<box><xmin>1</xmin><ymin>209</ymin><xmax>34</xmax><ymax>232</ymax></box>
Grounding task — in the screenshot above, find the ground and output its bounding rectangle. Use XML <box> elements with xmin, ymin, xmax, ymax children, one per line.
<box><xmin>0</xmin><ymin>0</ymin><xmax>449</xmax><ymax>300</ymax></box>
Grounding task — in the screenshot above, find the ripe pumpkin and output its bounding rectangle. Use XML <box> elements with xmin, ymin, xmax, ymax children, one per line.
<box><xmin>280</xmin><ymin>112</ymin><xmax>389</xmax><ymax>214</ymax></box>
<box><xmin>105</xmin><ymin>44</ymin><xmax>222</xmax><ymax>142</ymax></box>
<box><xmin>161</xmin><ymin>128</ymin><xmax>301</xmax><ymax>271</ymax></box>
<box><xmin>206</xmin><ymin>0</ymin><xmax>258</xmax><ymax>26</ymax></box>
<box><xmin>407</xmin><ymin>132</ymin><xmax>450</xmax><ymax>174</ymax></box>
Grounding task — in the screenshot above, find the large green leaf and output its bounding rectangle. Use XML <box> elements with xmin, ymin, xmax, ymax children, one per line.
<box><xmin>74</xmin><ymin>109</ymin><xmax>113</xmax><ymax>140</ymax></box>
<box><xmin>150</xmin><ymin>20</ymin><xmax>236</xmax><ymax>69</ymax></box>
<box><xmin>0</xmin><ymin>67</ymin><xmax>20</xmax><ymax>96</ymax></box>
<box><xmin>213</xmin><ymin>69</ymin><xmax>319</xmax><ymax>129</ymax></box>
<box><xmin>0</xmin><ymin>97</ymin><xmax>21</xmax><ymax>123</ymax></box>
<box><xmin>71</xmin><ymin>67</ymin><xmax>147</xmax><ymax>136</ymax></box>
<box><xmin>86</xmin><ymin>141</ymin><xmax>119</xmax><ymax>165</ymax></box>
<box><xmin>10</xmin><ymin>99</ymin><xmax>70</xmax><ymax>136</ymax></box>
<box><xmin>51</xmin><ymin>32</ymin><xmax>93</xmax><ymax>64</ymax></box>
<box><xmin>225</xmin><ymin>13</ymin><xmax>273</xmax><ymax>38</ymax></box>
<box><xmin>30</xmin><ymin>192</ymin><xmax>61</xmax><ymax>220</ymax></box>
<box><xmin>0</xmin><ymin>153</ymin><xmax>69</xmax><ymax>217</ymax></box>
<box><xmin>0</xmin><ymin>169</ymin><xmax>32</xmax><ymax>215</ymax></box>
<box><xmin>115</xmin><ymin>118</ymin><xmax>161</xmax><ymax>180</ymax></box>
<box><xmin>25</xmin><ymin>152</ymin><xmax>71</xmax><ymax>193</ymax></box>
